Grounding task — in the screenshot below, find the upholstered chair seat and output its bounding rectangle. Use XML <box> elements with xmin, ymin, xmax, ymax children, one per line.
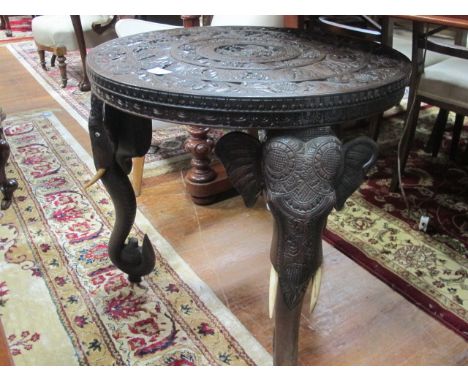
<box><xmin>418</xmin><ymin>57</ymin><xmax>468</xmax><ymax>110</ymax></box>
<box><xmin>114</xmin><ymin>15</ymin><xmax>284</xmax><ymax>37</ymax></box>
<box><xmin>115</xmin><ymin>18</ymin><xmax>179</xmax><ymax>37</ymax></box>
<box><xmin>32</xmin><ymin>15</ymin><xmax>116</xmax><ymax>87</ymax></box>
<box><xmin>391</xmin><ymin>30</ymin><xmax>468</xmax><ymax>191</ymax></box>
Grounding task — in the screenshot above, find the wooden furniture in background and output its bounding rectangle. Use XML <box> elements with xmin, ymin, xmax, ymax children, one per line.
<box><xmin>31</xmin><ymin>16</ymin><xmax>116</xmax><ymax>89</ymax></box>
<box><xmin>390</xmin><ymin>16</ymin><xmax>468</xmax><ymax>190</ymax></box>
<box><xmin>70</xmin><ymin>16</ymin><xmax>90</xmax><ymax>91</ymax></box>
<box><xmin>0</xmin><ymin>16</ymin><xmax>12</xmax><ymax>37</ymax></box>
<box><xmin>0</xmin><ymin>107</ymin><xmax>18</xmax><ymax>210</ymax></box>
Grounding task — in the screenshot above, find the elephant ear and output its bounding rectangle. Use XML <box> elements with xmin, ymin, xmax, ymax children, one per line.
<box><xmin>335</xmin><ymin>136</ymin><xmax>378</xmax><ymax>211</ymax></box>
<box><xmin>215</xmin><ymin>132</ymin><xmax>263</xmax><ymax>207</ymax></box>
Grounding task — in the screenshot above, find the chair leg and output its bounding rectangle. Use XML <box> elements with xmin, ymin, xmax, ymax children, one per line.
<box><xmin>132</xmin><ymin>156</ymin><xmax>145</xmax><ymax>197</ymax></box>
<box><xmin>38</xmin><ymin>49</ymin><xmax>47</xmax><ymax>70</ymax></box>
<box><xmin>425</xmin><ymin>108</ymin><xmax>449</xmax><ymax>157</ymax></box>
<box><xmin>4</xmin><ymin>16</ymin><xmax>12</xmax><ymax>37</ymax></box>
<box><xmin>57</xmin><ymin>55</ymin><xmax>67</xmax><ymax>88</ymax></box>
<box><xmin>51</xmin><ymin>54</ymin><xmax>56</xmax><ymax>67</ymax></box>
<box><xmin>390</xmin><ymin>99</ymin><xmax>421</xmax><ymax>192</ymax></box>
<box><xmin>368</xmin><ymin>113</ymin><xmax>383</xmax><ymax>142</ymax></box>
<box><xmin>450</xmin><ymin>114</ymin><xmax>465</xmax><ymax>161</ymax></box>
<box><xmin>462</xmin><ymin>144</ymin><xmax>468</xmax><ymax>165</ymax></box>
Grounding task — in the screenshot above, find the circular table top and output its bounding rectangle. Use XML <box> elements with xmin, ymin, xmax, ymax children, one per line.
<box><xmin>87</xmin><ymin>26</ymin><xmax>411</xmax><ymax>129</ymax></box>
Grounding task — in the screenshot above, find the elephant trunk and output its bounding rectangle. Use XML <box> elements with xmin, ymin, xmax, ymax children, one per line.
<box><xmin>102</xmin><ymin>161</ymin><xmax>155</xmax><ymax>283</ymax></box>
<box><xmin>269</xmin><ymin>205</ymin><xmax>326</xmax><ymax>310</ymax></box>
<box><xmin>269</xmin><ymin>206</ymin><xmax>327</xmax><ymax>366</ymax></box>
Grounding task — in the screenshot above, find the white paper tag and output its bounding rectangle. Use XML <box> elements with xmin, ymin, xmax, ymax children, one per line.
<box><xmin>147</xmin><ymin>67</ymin><xmax>172</xmax><ymax>75</ymax></box>
<box><xmin>418</xmin><ymin>215</ymin><xmax>430</xmax><ymax>232</ymax></box>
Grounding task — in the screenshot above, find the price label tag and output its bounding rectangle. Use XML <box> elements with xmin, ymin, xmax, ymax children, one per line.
<box><xmin>147</xmin><ymin>67</ymin><xmax>172</xmax><ymax>75</ymax></box>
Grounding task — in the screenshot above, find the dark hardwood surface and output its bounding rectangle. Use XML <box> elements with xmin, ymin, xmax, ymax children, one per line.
<box><xmin>0</xmin><ymin>46</ymin><xmax>467</xmax><ymax>366</ymax></box>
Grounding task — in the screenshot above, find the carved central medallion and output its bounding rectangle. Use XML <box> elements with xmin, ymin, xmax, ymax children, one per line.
<box><xmin>194</xmin><ymin>39</ymin><xmax>304</xmax><ymax>64</ymax></box>
<box><xmin>215</xmin><ymin>43</ymin><xmax>282</xmax><ymax>58</ymax></box>
<box><xmin>171</xmin><ymin>36</ymin><xmax>309</xmax><ymax>70</ymax></box>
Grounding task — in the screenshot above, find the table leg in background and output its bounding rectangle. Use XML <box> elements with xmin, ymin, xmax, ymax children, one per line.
<box><xmin>70</xmin><ymin>15</ymin><xmax>91</xmax><ymax>92</ymax></box>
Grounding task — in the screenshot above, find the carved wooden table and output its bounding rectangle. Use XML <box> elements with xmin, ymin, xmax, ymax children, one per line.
<box><xmin>86</xmin><ymin>26</ymin><xmax>411</xmax><ymax>365</ymax></box>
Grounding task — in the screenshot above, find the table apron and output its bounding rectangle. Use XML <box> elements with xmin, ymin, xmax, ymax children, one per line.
<box><xmin>91</xmin><ymin>84</ymin><xmax>405</xmax><ymax>130</ymax></box>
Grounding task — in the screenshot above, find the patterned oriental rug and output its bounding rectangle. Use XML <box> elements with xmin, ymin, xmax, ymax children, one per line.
<box><xmin>0</xmin><ymin>16</ymin><xmax>33</xmax><ymax>44</ymax></box>
<box><xmin>7</xmin><ymin>42</ymin><xmax>224</xmax><ymax>178</ymax></box>
<box><xmin>326</xmin><ymin>106</ymin><xmax>468</xmax><ymax>340</ymax></box>
<box><xmin>0</xmin><ymin>111</ymin><xmax>272</xmax><ymax>365</ymax></box>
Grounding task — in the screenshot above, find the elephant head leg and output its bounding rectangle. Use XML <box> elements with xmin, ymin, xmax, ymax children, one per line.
<box><xmin>216</xmin><ymin>127</ymin><xmax>377</xmax><ymax>365</ymax></box>
<box><xmin>87</xmin><ymin>94</ymin><xmax>156</xmax><ymax>283</ymax></box>
<box><xmin>261</xmin><ymin>128</ymin><xmax>340</xmax><ymax>365</ymax></box>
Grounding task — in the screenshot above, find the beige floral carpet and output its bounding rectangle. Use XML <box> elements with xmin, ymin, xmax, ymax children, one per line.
<box><xmin>326</xmin><ymin>105</ymin><xmax>468</xmax><ymax>339</ymax></box>
<box><xmin>0</xmin><ymin>111</ymin><xmax>271</xmax><ymax>365</ymax></box>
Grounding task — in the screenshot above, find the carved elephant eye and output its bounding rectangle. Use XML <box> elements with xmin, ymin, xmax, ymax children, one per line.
<box><xmin>263</xmin><ymin>136</ymin><xmax>338</xmax><ymax>217</ymax></box>
<box><xmin>313</xmin><ymin>140</ymin><xmax>342</xmax><ymax>182</ymax></box>
<box><xmin>263</xmin><ymin>140</ymin><xmax>299</xmax><ymax>182</ymax></box>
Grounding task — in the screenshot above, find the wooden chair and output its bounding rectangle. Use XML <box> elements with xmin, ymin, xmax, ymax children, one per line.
<box><xmin>390</xmin><ymin>19</ymin><xmax>468</xmax><ymax>191</ymax></box>
<box><xmin>0</xmin><ymin>16</ymin><xmax>13</xmax><ymax>37</ymax></box>
<box><xmin>31</xmin><ymin>15</ymin><xmax>117</xmax><ymax>88</ymax></box>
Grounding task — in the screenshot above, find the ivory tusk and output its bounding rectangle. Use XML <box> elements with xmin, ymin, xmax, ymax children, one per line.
<box><xmin>269</xmin><ymin>265</ymin><xmax>278</xmax><ymax>319</ymax></box>
<box><xmin>309</xmin><ymin>266</ymin><xmax>322</xmax><ymax>314</ymax></box>
<box><xmin>84</xmin><ymin>168</ymin><xmax>106</xmax><ymax>189</ymax></box>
